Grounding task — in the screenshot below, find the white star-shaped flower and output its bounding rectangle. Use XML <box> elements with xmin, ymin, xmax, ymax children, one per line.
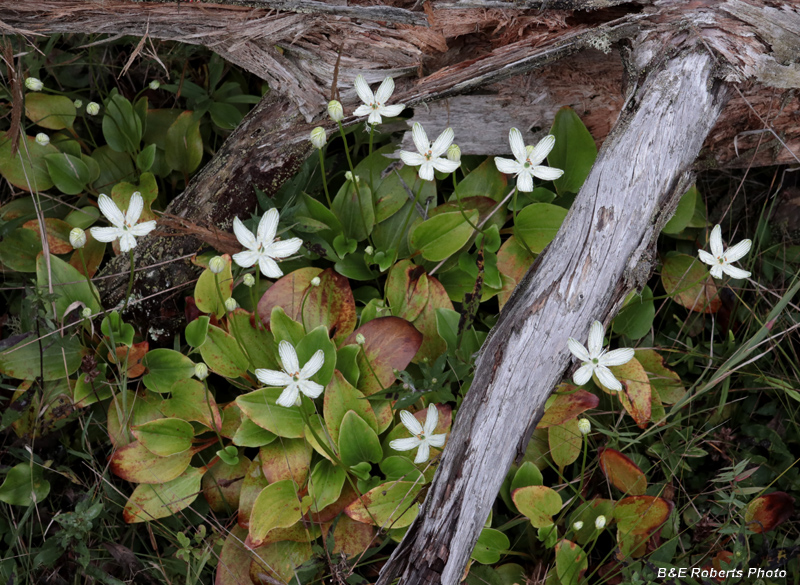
<box><xmin>390</xmin><ymin>404</ymin><xmax>447</xmax><ymax>464</ymax></box>
<box><xmin>567</xmin><ymin>320</ymin><xmax>634</xmax><ymax>392</ymax></box>
<box><xmin>232</xmin><ymin>209</ymin><xmax>303</xmax><ymax>279</ymax></box>
<box><xmin>90</xmin><ymin>192</ymin><xmax>156</xmax><ymax>253</ymax></box>
<box><xmin>697</xmin><ymin>224</ymin><xmax>751</xmax><ymax>280</ymax></box>
<box><xmin>353</xmin><ymin>75</ymin><xmax>405</xmax><ymax>126</ymax></box>
<box><xmin>399</xmin><ymin>123</ymin><xmax>460</xmax><ymax>182</ymax></box>
<box><xmin>255</xmin><ymin>341</ymin><xmax>325</xmax><ymax>408</ymax></box>
<box><xmin>494</xmin><ymin>128</ymin><xmax>564</xmax><ymax>192</ymax></box>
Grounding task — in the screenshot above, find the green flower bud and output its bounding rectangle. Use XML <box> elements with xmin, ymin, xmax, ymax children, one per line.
<box><xmin>224</xmin><ymin>297</ymin><xmax>238</xmax><ymax>312</ymax></box>
<box><xmin>446</xmin><ymin>144</ymin><xmax>461</xmax><ymax>162</ymax></box>
<box><xmin>356</xmin><ymin>333</ymin><xmax>366</xmax><ymax>345</ymax></box>
<box><xmin>310</xmin><ymin>127</ymin><xmax>327</xmax><ymax>149</ymax></box>
<box><xmin>149</xmin><ymin>80</ymin><xmax>160</xmax><ymax>90</ymax></box>
<box><xmin>364</xmin><ymin>246</ymin><xmax>374</xmax><ymax>255</ymax></box>
<box><xmin>86</xmin><ymin>102</ymin><xmax>100</xmax><ymax>116</ymax></box>
<box><xmin>578</xmin><ymin>418</ymin><xmax>591</xmax><ymax>435</ymax></box>
<box><xmin>327</xmin><ymin>100</ymin><xmax>344</xmax><ymax>122</ymax></box>
<box><xmin>35</xmin><ymin>133</ymin><xmax>50</xmax><ymax>146</ymax></box>
<box><xmin>573</xmin><ymin>520</ymin><xmax>584</xmax><ymax>531</ymax></box>
<box><xmin>310</xmin><ymin>276</ymin><xmax>321</xmax><ymax>287</ymax></box>
<box><xmin>208</xmin><ymin>255</ymin><xmax>226</xmax><ymax>274</ymax></box>
<box><xmin>73</xmin><ymin>99</ymin><xmax>83</xmax><ymax>109</ymax></box>
<box><xmin>81</xmin><ymin>307</ymin><xmax>92</xmax><ymax>319</ymax></box>
<box><xmin>243</xmin><ymin>273</ymin><xmax>256</xmax><ymax>287</ymax></box>
<box><xmin>69</xmin><ymin>228</ymin><xmax>87</xmax><ymax>249</ymax></box>
<box><xmin>25</xmin><ymin>77</ymin><xmax>43</xmax><ymax>92</ymax></box>
<box><xmin>595</xmin><ymin>515</ymin><xmax>606</xmax><ymax>530</ymax></box>
<box><xmin>194</xmin><ymin>362</ymin><xmax>209</xmax><ymax>380</ymax></box>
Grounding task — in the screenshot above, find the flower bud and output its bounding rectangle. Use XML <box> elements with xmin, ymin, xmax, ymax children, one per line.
<box><xmin>364</xmin><ymin>246</ymin><xmax>374</xmax><ymax>255</ymax></box>
<box><xmin>208</xmin><ymin>255</ymin><xmax>226</xmax><ymax>274</ymax></box>
<box><xmin>69</xmin><ymin>228</ymin><xmax>87</xmax><ymax>249</ymax></box>
<box><xmin>310</xmin><ymin>276</ymin><xmax>321</xmax><ymax>287</ymax></box>
<box><xmin>25</xmin><ymin>77</ymin><xmax>43</xmax><ymax>92</ymax></box>
<box><xmin>356</xmin><ymin>333</ymin><xmax>366</xmax><ymax>345</ymax></box>
<box><xmin>595</xmin><ymin>515</ymin><xmax>606</xmax><ymax>530</ymax></box>
<box><xmin>73</xmin><ymin>99</ymin><xmax>83</xmax><ymax>109</ymax></box>
<box><xmin>345</xmin><ymin>171</ymin><xmax>360</xmax><ymax>184</ymax></box>
<box><xmin>327</xmin><ymin>100</ymin><xmax>343</xmax><ymax>122</ymax></box>
<box><xmin>194</xmin><ymin>362</ymin><xmax>209</xmax><ymax>380</ymax></box>
<box><xmin>310</xmin><ymin>127</ymin><xmax>326</xmax><ymax>149</ymax></box>
<box><xmin>446</xmin><ymin>144</ymin><xmax>461</xmax><ymax>162</ymax></box>
<box><xmin>573</xmin><ymin>521</ymin><xmax>584</xmax><ymax>531</ymax></box>
<box><xmin>224</xmin><ymin>297</ymin><xmax>238</xmax><ymax>312</ymax></box>
<box><xmin>86</xmin><ymin>102</ymin><xmax>100</xmax><ymax>116</ymax></box>
<box><xmin>243</xmin><ymin>273</ymin><xmax>255</xmax><ymax>287</ymax></box>
<box><xmin>81</xmin><ymin>307</ymin><xmax>92</xmax><ymax>319</ymax></box>
<box><xmin>35</xmin><ymin>133</ymin><xmax>50</xmax><ymax>146</ymax></box>
<box><xmin>149</xmin><ymin>80</ymin><xmax>160</xmax><ymax>90</ymax></box>
<box><xmin>578</xmin><ymin>418</ymin><xmax>591</xmax><ymax>435</ymax></box>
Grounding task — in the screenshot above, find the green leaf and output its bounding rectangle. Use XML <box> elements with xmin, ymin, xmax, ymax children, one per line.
<box><xmin>306</xmin><ymin>460</ymin><xmax>346</xmax><ymax>513</ymax></box>
<box><xmin>511</xmin><ymin>462</ymin><xmax>543</xmax><ymax>491</ymax></box>
<box><xmin>101</xmin><ymin>311</ymin><xmax>135</xmax><ymax>346</ymax></box>
<box><xmin>270</xmin><ymin>306</ymin><xmax>305</xmax><ymax>346</ymax></box>
<box><xmin>43</xmin><ymin>152</ymin><xmax>90</xmax><ymax>195</ymax></box>
<box><xmin>109</xmin><ymin>440</ymin><xmax>193</xmax><ymax>484</ymax></box>
<box><xmin>209</xmin><ymin>102</ymin><xmax>243</xmax><ymax>130</ymax></box>
<box><xmin>471</xmin><ymin>528</ymin><xmax>510</xmax><ymax>565</ymax></box>
<box><xmin>332</xmin><ymin>179</ymin><xmax>375</xmax><ymax>242</ymax></box>
<box><xmin>142</xmin><ymin>349</ymin><xmax>196</xmax><ymax>393</ymax></box>
<box><xmin>165</xmin><ymin>111</ymin><xmax>203</xmax><ymax>173</ymax></box>
<box><xmin>64</xmin><ymin>205</ymin><xmax>100</xmax><ymax>230</ymax></box>
<box><xmin>663</xmin><ymin>185</ymin><xmax>698</xmax><ymax>235</ymax></box>
<box><xmin>514</xmin><ymin>203</ymin><xmax>568</xmax><ymax>254</ymax></box>
<box><xmin>228</xmin><ymin>309</ymin><xmax>279</xmax><ymax>370</ymax></box>
<box><xmin>194</xmin><ymin>261</ymin><xmax>233</xmax><ymax>318</ymax></box>
<box><xmin>661</xmin><ymin>253</ymin><xmax>721</xmax><ymax>313</ymax></box>
<box><xmin>549</xmin><ymin>418</ymin><xmax>582</xmax><ymax>468</ymax></box>
<box><xmin>131</xmin><ymin>418</ymin><xmax>195</xmax><ymax>457</ymax></box>
<box><xmin>199</xmin><ymin>325</ymin><xmax>249</xmax><ymax>378</ymax></box>
<box><xmin>300</xmin><ymin>268</ymin><xmax>357</xmax><ymax>344</ymax></box>
<box><xmin>37</xmin><ymin>253</ymin><xmax>102</xmax><ymax>320</ymax></box>
<box><xmin>185</xmin><ymin>316</ymin><xmax>210</xmax><ymax>348</ymax></box>
<box><xmin>0</xmin><ymin>462</ymin><xmax>50</xmax><ymax>506</ymax></box>
<box><xmin>548</xmin><ymin>106</ymin><xmax>597</xmax><ymax>194</ymax></box>
<box><xmin>0</xmin><ymin>132</ymin><xmax>57</xmax><ymax>192</ymax></box>
<box><xmin>614</xmin><ymin>286</ymin><xmax>655</xmax><ymax>340</ymax></box>
<box><xmin>161</xmin><ymin>378</ymin><xmax>222</xmax><ymax>431</ymax></box>
<box><xmin>555</xmin><ymin>540</ymin><xmax>588</xmax><ymax>585</ymax></box>
<box><xmin>0</xmin><ymin>333</ymin><xmax>85</xmax><ymax>381</ymax></box>
<box><xmin>123</xmin><ymin>466</ymin><xmax>204</xmax><ymax>523</ymax></box>
<box><xmin>380</xmin><ymin>456</ymin><xmax>424</xmax><ymax>483</ymax></box>
<box><xmin>25</xmin><ymin>93</ymin><xmax>76</xmax><ymax>130</ymax></box>
<box><xmin>295</xmin><ymin>325</ymin><xmax>337</xmax><ymax>387</ymax></box>
<box><xmin>454</xmin><ymin>157</ymin><xmax>508</xmax><ymax>202</ymax></box>
<box><xmin>635</xmin><ymin>349</ymin><xmax>686</xmax><ymax>404</ymax></box>
<box><xmin>0</xmin><ymin>228</ymin><xmax>42</xmax><ymax>272</ymax></box>
<box><xmin>90</xmin><ymin>145</ymin><xmax>135</xmax><ymax>191</ymax></box>
<box><xmin>103</xmin><ymin>93</ymin><xmax>143</xmax><ymax>154</ymax></box>
<box><xmin>136</xmin><ymin>143</ymin><xmax>157</xmax><ymax>172</ymax></box>
<box><xmin>410</xmin><ymin>210</ymin><xmax>478</xmax><ymax>262</ymax></box>
<box><xmin>344</xmin><ymin>481</ymin><xmax>421</xmax><ymax>529</ymax></box>
<box><xmin>338</xmin><ymin>410</ymin><xmax>383</xmax><ymax>466</ymax></box>
<box><xmin>324</xmin><ymin>370</ymin><xmax>378</xmax><ymax>444</ymax></box>
<box><xmin>233</xmin><ymin>416</ymin><xmax>277</xmax><ymax>448</ymax></box>
<box><xmin>512</xmin><ymin>485</ymin><xmax>562</xmax><ymax>528</ymax></box>
<box><xmin>236</xmin><ymin>388</ymin><xmax>312</xmax><ymax>438</ymax></box>
<box><xmin>249</xmin><ymin>480</ymin><xmax>304</xmax><ymax>546</ymax></box>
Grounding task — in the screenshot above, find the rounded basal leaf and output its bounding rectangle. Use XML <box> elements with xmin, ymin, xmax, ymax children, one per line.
<box><xmin>238</xmin><ymin>457</ymin><xmax>268</xmax><ymax>529</ymax></box>
<box><xmin>410</xmin><ymin>273</ymin><xmax>453</xmax><ymax>364</ymax></box>
<box><xmin>344</xmin><ymin>481</ymin><xmax>421</xmax><ymax>529</ymax></box>
<box><xmin>380</xmin><ymin>456</ymin><xmax>424</xmax><ymax>484</ymax></box>
<box><xmin>602</xmin><ymin>358</ymin><xmax>652</xmax><ymax>428</ymax></box>
<box><xmin>295</xmin><ymin>325</ymin><xmax>337</xmax><ymax>387</ymax></box>
<box><xmin>23</xmin><ymin>218</ymin><xmax>72</xmax><ymax>254</ymax></box>
<box><xmin>453</xmin><ymin>156</ymin><xmax>508</xmax><ymax>202</ymax></box>
<box><xmin>106</xmin><ymin>391</ymin><xmax>163</xmax><ymax>448</ymax></box>
<box><xmin>332</xmin><ymin>179</ymin><xmax>374</xmax><ymax>242</ymax></box>
<box><xmin>257</xmin><ymin>267</ymin><xmax>323</xmax><ymax>326</ymax></box>
<box><xmin>306</xmin><ymin>459</ymin><xmax>346</xmax><ymax>513</ymax></box>
<box><xmin>165</xmin><ymin>111</ymin><xmax>203</xmax><ymax>173</ymax></box>
<box><xmin>548</xmin><ymin>418</ymin><xmax>582</xmax><ymax>469</ymax></box>
<box><xmin>142</xmin><ymin>349</ymin><xmax>196</xmax><ymax>393</ymax></box>
<box><xmin>227</xmin><ymin>309</ymin><xmax>279</xmax><ymax>371</ymax></box>
<box><xmin>161</xmin><ymin>378</ymin><xmax>222</xmax><ymax>431</ymax></box>
<box><xmin>236</xmin><ymin>388</ymin><xmax>311</xmax><ymax>438</ymax></box>
<box><xmin>36</xmin><ymin>254</ymin><xmax>102</xmax><ymax>320</ymax></box>
<box><xmin>198</xmin><ymin>325</ymin><xmax>248</xmax><ymax>379</ymax></box>
<box><xmin>598</xmin><ymin>448</ymin><xmax>647</xmax><ymax>496</ymax></box>
<box><xmin>635</xmin><ymin>349</ymin><xmax>686</xmax><ymax>404</ymax></box>
<box><xmin>471</xmin><ymin>528</ymin><xmax>510</xmax><ymax>565</ymax></box>
<box><xmin>614</xmin><ymin>286</ymin><xmax>655</xmax><ymax>341</ymax></box>
<box><xmin>123</xmin><ymin>466</ymin><xmax>204</xmax><ymax>523</ymax></box>
<box><xmin>386</xmin><ymin>260</ymin><xmax>430</xmax><ymax>322</ymax></box>
<box><xmin>194</xmin><ymin>255</ymin><xmax>233</xmax><ymax>318</ymax></box>
<box><xmin>43</xmin><ymin>153</ymin><xmax>91</xmax><ymax>195</ymax></box>
<box><xmin>343</xmin><ymin>317</ymin><xmax>423</xmax><ymax>396</ymax></box>
<box><xmin>514</xmin><ymin>203</ymin><xmax>568</xmax><ymax>254</ymax></box>
<box><xmin>248</xmin><ymin>480</ymin><xmax>304</xmax><ymax>546</ymax></box>
<box><xmin>202</xmin><ymin>455</ymin><xmax>250</xmax><ymax>513</ymax></box>
<box><xmin>569</xmin><ymin>498</ymin><xmax>614</xmax><ymax>545</ymax></box>
<box><xmin>109</xmin><ymin>440</ymin><xmax>192</xmax><ymax>484</ymax></box>
<box><xmin>512</xmin><ymin>485</ymin><xmax>562</xmax><ymax>528</ymax></box>
<box><xmin>613</xmin><ymin>495</ymin><xmax>673</xmax><ymax>558</ymax></box>
<box><xmin>216</xmin><ymin>526</ymin><xmax>254</xmax><ymax>585</ymax></box>
<box><xmin>0</xmin><ymin>132</ymin><xmax>57</xmax><ymax>192</ymax></box>
<box><xmin>511</xmin><ymin>462</ymin><xmax>544</xmax><ymax>494</ymax></box>
<box><xmin>496</xmin><ymin>236</ymin><xmax>534</xmax><ymax>310</ymax></box>
<box><xmin>661</xmin><ymin>253</ymin><xmax>721</xmax><ymax>313</ymax></box>
<box><xmin>259</xmin><ymin>438</ymin><xmax>312</xmax><ymax>486</ymax></box>
<box><xmin>662</xmin><ymin>185</ymin><xmax>698</xmax><ymax>234</ymax></box>
<box><xmin>410</xmin><ymin>210</ymin><xmax>478</xmax><ymax>262</ymax></box>
<box><xmin>233</xmin><ymin>416</ymin><xmax>277</xmax><ymax>448</ymax></box>
<box><xmin>538</xmin><ymin>387</ymin><xmax>599</xmax><ymax>428</ymax></box>
<box><xmin>339</xmin><ymin>410</ymin><xmax>383</xmax><ymax>467</ymax></box>
<box><xmin>247</xmin><ymin>540</ymin><xmax>313</xmax><ymax>585</ymax></box>
<box><xmin>103</xmin><ymin>93</ymin><xmax>143</xmax><ymax>154</ymax></box>
<box><xmin>0</xmin><ymin>332</ymin><xmax>85</xmax><ymax>382</ymax></box>
<box><xmin>185</xmin><ymin>315</ymin><xmax>210</xmax><ymax>348</ymax></box>
<box><xmin>25</xmin><ymin>93</ymin><xmax>76</xmax><ymax>130</ymax></box>
<box><xmin>555</xmin><ymin>540</ymin><xmax>589</xmax><ymax>585</ymax></box>
<box><xmin>131</xmin><ymin>418</ymin><xmax>195</xmax><ymax>457</ymax></box>
<box><xmin>744</xmin><ymin>492</ymin><xmax>794</xmax><ymax>533</ymax></box>
<box><xmin>324</xmin><ymin>370</ymin><xmax>379</xmax><ymax>444</ymax></box>
<box><xmin>548</xmin><ymin>106</ymin><xmax>597</xmax><ymax>194</ymax></box>
<box><xmin>0</xmin><ymin>228</ymin><xmax>42</xmax><ymax>272</ymax></box>
<box><xmin>301</xmin><ymin>268</ymin><xmax>357</xmax><ymax>344</ymax></box>
<box><xmin>332</xmin><ymin>514</ymin><xmax>376</xmax><ymax>558</ymax></box>
<box><xmin>269</xmin><ymin>306</ymin><xmax>305</xmax><ymax>346</ymax></box>
<box><xmin>0</xmin><ymin>462</ymin><xmax>50</xmax><ymax>506</ymax></box>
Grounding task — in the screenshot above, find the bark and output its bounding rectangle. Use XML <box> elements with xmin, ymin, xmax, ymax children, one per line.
<box><xmin>377</xmin><ymin>46</ymin><xmax>730</xmax><ymax>585</ymax></box>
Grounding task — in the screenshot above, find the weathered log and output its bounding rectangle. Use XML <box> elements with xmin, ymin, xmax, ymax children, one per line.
<box><xmin>376</xmin><ymin>45</ymin><xmax>730</xmax><ymax>585</ymax></box>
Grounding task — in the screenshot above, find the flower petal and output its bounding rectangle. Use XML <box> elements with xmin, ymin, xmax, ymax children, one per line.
<box><xmin>299</xmin><ymin>379</ymin><xmax>324</xmax><ymax>400</ymax></box>
<box><xmin>709</xmin><ymin>264</ymin><xmax>724</xmax><ymax>280</ymax></box>
<box><xmin>374</xmin><ymin>76</ymin><xmax>395</xmax><ymax>105</ymax></box>
<box><xmin>232</xmin><ymin>249</ymin><xmax>259</xmax><ymax>268</ymax></box>
<box><xmin>431</xmin><ymin>158</ymin><xmax>461</xmax><ymax>174</ymax></box>
<box><xmin>390</xmin><ymin>437</ymin><xmax>421</xmax><ymax>452</ymax></box>
<box><xmin>276</xmin><ymin>384</ymin><xmax>300</xmax><ymax>408</ymax></box>
<box><xmin>125</xmin><ymin>192</ymin><xmax>144</xmax><ymax>225</ymax></box>
<box><xmin>380</xmin><ymin>104</ymin><xmax>405</xmax><ymax>118</ymax></box>
<box><xmin>368</xmin><ymin>111</ymin><xmax>382</xmax><ymax>126</ymax></box>
<box><xmin>411</xmin><ymin>123</ymin><xmax>429</xmax><ymax>155</ymax></box>
<box><xmin>709</xmin><ymin>225</ymin><xmax>723</xmax><ymax>258</ymax></box>
<box><xmin>430</xmin><ymin>127</ymin><xmax>454</xmax><ymax>158</ymax></box>
<box><xmin>399</xmin><ymin>410</ymin><xmax>423</xmax><ymax>436</ymax></box>
<box><xmin>300</xmin><ymin>349</ymin><xmax>325</xmax><ymax>380</ymax></box>
<box><xmin>257</xmin><ymin>208</ymin><xmax>279</xmax><ymax>246</ymax></box>
<box><xmin>508</xmin><ymin>127</ymin><xmax>526</xmax><ymax>164</ymax></box>
<box><xmin>354</xmin><ymin>74</ymin><xmax>374</xmax><ymax>106</ymax></box>
<box><xmin>427</xmin><ymin>433</ymin><xmax>447</xmax><ymax>448</ymax></box>
<box><xmin>256</xmin><ymin>369</ymin><xmax>293</xmax><ymax>387</ymax></box>
<box><xmin>353</xmin><ymin>104</ymin><xmax>372</xmax><ymax>117</ymax></box>
<box><xmin>587</xmin><ymin>320</ymin><xmax>605</xmax><ymax>357</ymax></box>
<box><xmin>573</xmin><ymin>363</ymin><xmax>594</xmax><ymax>386</ymax></box>
<box><xmin>417</xmin><ymin>161</ymin><xmax>435</xmax><ymax>182</ymax></box>
<box><xmin>423</xmin><ymin>403</ymin><xmax>439</xmax><ymax>436</ymax></box>
<box><xmin>724</xmin><ymin>239</ymin><xmax>752</xmax><ymax>263</ymax></box>
<box><xmin>97</xmin><ymin>194</ymin><xmax>125</xmax><ymax>228</ymax></box>
<box><xmin>595</xmin><ymin>365</ymin><xmax>622</xmax><ymax>391</ymax></box>
<box><xmin>567</xmin><ymin>338</ymin><xmax>591</xmax><ymax>362</ymax></box>
<box><xmin>528</xmin><ymin>134</ymin><xmax>556</xmax><ymax>166</ymax></box>
<box><xmin>266</xmin><ymin>238</ymin><xmax>303</xmax><ymax>259</ymax></box>
<box><xmin>90</xmin><ymin>226</ymin><xmax>122</xmax><ymax>243</ymax></box>
<box><xmin>118</xmin><ymin>232</ymin><xmax>137</xmax><ymax>253</ymax></box>
<box><xmin>399</xmin><ymin>151</ymin><xmax>426</xmax><ymax>168</ymax></box>
<box><xmin>233</xmin><ymin>217</ymin><xmax>257</xmax><ymax>251</ymax></box>
<box><xmin>722</xmin><ymin>264</ymin><xmax>751</xmax><ymax>280</ymax></box>
<box><xmin>258</xmin><ymin>256</ymin><xmax>283</xmax><ymax>278</ymax></box>
<box><xmin>494</xmin><ymin>157</ymin><xmax>521</xmax><ymax>176</ymax></box>
<box><xmin>278</xmin><ymin>340</ymin><xmax>299</xmax><ymax>374</ymax></box>
<box><xmin>516</xmin><ymin>170</ymin><xmax>534</xmax><ymax>192</ymax></box>
<box><xmin>600</xmin><ymin>347</ymin><xmax>635</xmax><ymax>367</ymax></box>
<box><xmin>532</xmin><ymin>165</ymin><xmax>564</xmax><ymax>181</ymax></box>
<box><xmin>129</xmin><ymin>220</ymin><xmax>156</xmax><ymax>237</ymax></box>
<box><xmin>414</xmin><ymin>441</ymin><xmax>430</xmax><ymax>464</ymax></box>
<box><xmin>697</xmin><ymin>249</ymin><xmax>717</xmax><ymax>266</ymax></box>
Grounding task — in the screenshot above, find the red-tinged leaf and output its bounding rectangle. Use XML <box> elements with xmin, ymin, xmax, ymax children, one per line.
<box><xmin>108</xmin><ymin>341</ymin><xmax>149</xmax><ymax>378</ymax></box>
<box><xmin>538</xmin><ymin>386</ymin><xmax>599</xmax><ymax>428</ymax></box>
<box><xmin>343</xmin><ymin>317</ymin><xmax>422</xmax><ymax>396</ymax></box>
<box><xmin>555</xmin><ymin>540</ymin><xmax>588</xmax><ymax>585</ymax></box>
<box><xmin>309</xmin><ymin>480</ymin><xmax>359</xmax><ymax>524</ymax></box>
<box><xmin>661</xmin><ymin>253</ymin><xmax>721</xmax><ymax>313</ymax></box>
<box><xmin>411</xmin><ymin>274</ymin><xmax>453</xmax><ymax>363</ymax></box>
<box><xmin>202</xmin><ymin>455</ymin><xmax>250</xmax><ymax>514</ymax></box>
<box><xmin>301</xmin><ymin>267</ymin><xmax>357</xmax><ymax>344</ymax></box>
<box><xmin>237</xmin><ymin>456</ymin><xmax>267</xmax><ymax>530</ymax></box>
<box><xmin>635</xmin><ymin>349</ymin><xmax>686</xmax><ymax>404</ymax></box>
<box><xmin>386</xmin><ymin>260</ymin><xmax>429</xmax><ymax>322</ymax></box>
<box><xmin>603</xmin><ymin>358</ymin><xmax>651</xmax><ymax>428</ymax></box>
<box><xmin>745</xmin><ymin>492</ymin><xmax>795</xmax><ymax>533</ymax></box>
<box><xmin>123</xmin><ymin>466</ymin><xmax>205</xmax><ymax>523</ymax></box>
<box><xmin>215</xmin><ymin>526</ymin><xmax>253</xmax><ymax>585</ymax></box>
<box><xmin>496</xmin><ymin>236</ymin><xmax>534</xmax><ymax>310</ymax></box>
<box><xmin>109</xmin><ymin>439</ymin><xmax>207</xmax><ymax>484</ymax></box>
<box><xmin>344</xmin><ymin>481</ymin><xmax>421</xmax><ymax>528</ymax></box>
<box><xmin>247</xmin><ymin>541</ymin><xmax>313</xmax><ymax>585</ymax></box>
<box><xmin>333</xmin><ymin>515</ymin><xmax>376</xmax><ymax>558</ymax></box>
<box><xmin>257</xmin><ymin>266</ymin><xmax>323</xmax><ymax>326</ymax></box>
<box><xmin>549</xmin><ymin>418</ymin><xmax>582</xmax><ymax>469</ymax></box>
<box><xmin>259</xmin><ymin>438</ymin><xmax>312</xmax><ymax>486</ymax></box>
<box><xmin>106</xmin><ymin>391</ymin><xmax>162</xmax><ymax>448</ymax></box>
<box><xmin>614</xmin><ymin>496</ymin><xmax>673</xmax><ymax>559</ymax></box>
<box><xmin>248</xmin><ymin>480</ymin><xmax>304</xmax><ymax>546</ymax></box>
<box><xmin>22</xmin><ymin>218</ymin><xmax>72</xmax><ymax>254</ymax></box>
<box><xmin>599</xmin><ymin>448</ymin><xmax>647</xmax><ymax>496</ymax></box>
<box><xmin>512</xmin><ymin>485</ymin><xmax>562</xmax><ymax>528</ymax></box>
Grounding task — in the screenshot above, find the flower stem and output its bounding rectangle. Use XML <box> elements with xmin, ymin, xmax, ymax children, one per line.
<box><xmin>337</xmin><ymin>120</ymin><xmax>370</xmax><ymax>242</ymax></box>
<box><xmin>368</xmin><ymin>123</ymin><xmax>375</xmax><ymax>158</ymax></box>
<box><xmin>393</xmin><ymin>177</ymin><xmax>425</xmax><ymax>260</ymax></box>
<box><xmin>512</xmin><ymin>187</ymin><xmax>535</xmax><ymax>256</ymax></box>
<box><xmin>318</xmin><ymin>149</ymin><xmax>331</xmax><ymax>207</ymax></box>
<box><xmin>122</xmin><ymin>249</ymin><xmax>135</xmax><ymax>313</ymax></box>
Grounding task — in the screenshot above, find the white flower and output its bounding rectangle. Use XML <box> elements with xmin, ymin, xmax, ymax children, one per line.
<box><xmin>390</xmin><ymin>404</ymin><xmax>447</xmax><ymax>464</ymax></box>
<box><xmin>573</xmin><ymin>521</ymin><xmax>584</xmax><ymax>531</ymax></box>
<box><xmin>494</xmin><ymin>128</ymin><xmax>564</xmax><ymax>192</ymax></box>
<box><xmin>149</xmin><ymin>80</ymin><xmax>160</xmax><ymax>90</ymax></box>
<box><xmin>353</xmin><ymin>75</ymin><xmax>405</xmax><ymax>126</ymax></box>
<box><xmin>69</xmin><ymin>227</ymin><xmax>86</xmax><ymax>249</ymax></box>
<box><xmin>90</xmin><ymin>191</ymin><xmax>156</xmax><ymax>253</ymax></box>
<box><xmin>399</xmin><ymin>123</ymin><xmax>460</xmax><ymax>182</ymax></box>
<box><xmin>595</xmin><ymin>515</ymin><xmax>606</xmax><ymax>530</ymax></box>
<box><xmin>310</xmin><ymin>127</ymin><xmax>326</xmax><ymax>149</ymax></box>
<box><xmin>208</xmin><ymin>255</ymin><xmax>226</xmax><ymax>274</ymax></box>
<box><xmin>567</xmin><ymin>320</ymin><xmax>634</xmax><ymax>392</ymax></box>
<box><xmin>327</xmin><ymin>100</ymin><xmax>343</xmax><ymax>122</ymax></box>
<box><xmin>578</xmin><ymin>418</ymin><xmax>591</xmax><ymax>435</ymax></box>
<box><xmin>25</xmin><ymin>77</ymin><xmax>43</xmax><ymax>92</ymax></box>
<box><xmin>255</xmin><ymin>340</ymin><xmax>325</xmax><ymax>408</ymax></box>
<box><xmin>232</xmin><ymin>209</ymin><xmax>303</xmax><ymax>279</ymax></box>
<box><xmin>86</xmin><ymin>102</ymin><xmax>100</xmax><ymax>116</ymax></box>
<box><xmin>194</xmin><ymin>362</ymin><xmax>209</xmax><ymax>380</ymax></box>
<box><xmin>697</xmin><ymin>224</ymin><xmax>751</xmax><ymax>280</ymax></box>
<box><xmin>35</xmin><ymin>133</ymin><xmax>49</xmax><ymax>146</ymax></box>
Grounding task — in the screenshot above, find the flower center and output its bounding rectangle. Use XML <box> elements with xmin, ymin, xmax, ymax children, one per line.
<box><xmin>371</xmin><ymin>102</ymin><xmax>379</xmax><ymax>109</ymax></box>
<box><xmin>424</xmin><ymin>149</ymin><xmax>433</xmax><ymax>160</ymax></box>
<box><xmin>523</xmin><ymin>159</ymin><xmax>532</xmax><ymax>168</ymax></box>
<box><xmin>719</xmin><ymin>257</ymin><xmax>725</xmax><ymax>264</ymax></box>
<box><xmin>591</xmin><ymin>358</ymin><xmax>599</xmax><ymax>365</ymax></box>
<box><xmin>291</xmin><ymin>372</ymin><xmax>300</xmax><ymax>382</ymax></box>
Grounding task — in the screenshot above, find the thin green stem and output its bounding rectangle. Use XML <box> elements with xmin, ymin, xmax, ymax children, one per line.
<box><xmin>202</xmin><ymin>379</ymin><xmax>226</xmax><ymax>451</ymax></box>
<box><xmin>454</xmin><ymin>174</ymin><xmax>480</xmax><ymax>231</ymax></box>
<box><xmin>393</xmin><ymin>177</ymin><xmax>425</xmax><ymax>260</ymax></box>
<box><xmin>122</xmin><ymin>249</ymin><xmax>135</xmax><ymax>313</ymax></box>
<box><xmin>512</xmin><ymin>187</ymin><xmax>535</xmax><ymax>256</ymax></box>
<box><xmin>337</xmin><ymin>121</ymin><xmax>371</xmax><ymax>241</ymax></box>
<box><xmin>215</xmin><ymin>272</ymin><xmax>254</xmax><ymax>369</ymax></box>
<box><xmin>368</xmin><ymin>123</ymin><xmax>375</xmax><ymax>158</ymax></box>
<box><xmin>318</xmin><ymin>149</ymin><xmax>331</xmax><ymax>207</ymax></box>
